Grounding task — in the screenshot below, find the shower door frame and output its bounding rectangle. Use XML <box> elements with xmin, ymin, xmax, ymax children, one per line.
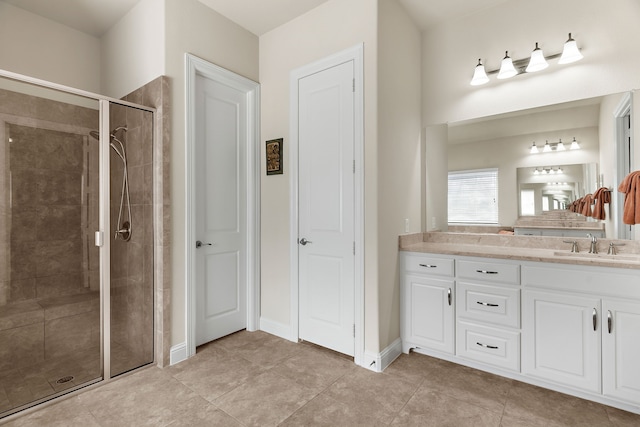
<box><xmin>0</xmin><ymin>68</ymin><xmax>157</xmax><ymax>418</ymax></box>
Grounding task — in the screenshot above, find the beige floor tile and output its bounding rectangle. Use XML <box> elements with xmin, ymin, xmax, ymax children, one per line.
<box><xmin>169</xmin><ymin>345</ymin><xmax>266</xmax><ymax>402</ymax></box>
<box><xmin>324</xmin><ymin>366</ymin><xmax>420</xmax><ymax>424</ymax></box>
<box><xmin>605</xmin><ymin>406</ymin><xmax>640</xmax><ymax>426</ymax></box>
<box><xmin>1</xmin><ymin>396</ymin><xmax>101</xmax><ymax>427</ymax></box>
<box><xmin>414</xmin><ymin>355</ymin><xmax>513</xmax><ymax>413</ymax></box>
<box><xmin>214</xmin><ymin>370</ymin><xmax>319</xmax><ymax>427</ymax></box>
<box><xmin>503</xmin><ymin>381</ymin><xmax>613</xmax><ymax>427</ymax></box>
<box><xmin>77</xmin><ymin>367</ymin><xmax>201</xmax><ymax>426</ymax></box>
<box><xmin>280</xmin><ymin>393</ymin><xmax>388</xmax><ymax>426</ymax></box>
<box><xmin>164</xmin><ymin>397</ymin><xmax>243</xmax><ymax>427</ymax></box>
<box><xmin>269</xmin><ymin>345</ymin><xmax>356</xmax><ymax>391</ymax></box>
<box><xmin>382</xmin><ymin>352</ymin><xmax>452</xmax><ymax>387</ymax></box>
<box><xmin>390</xmin><ymin>387</ymin><xmax>503</xmax><ymax>426</ymax></box>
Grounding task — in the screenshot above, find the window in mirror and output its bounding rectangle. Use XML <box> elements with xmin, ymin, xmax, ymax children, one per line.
<box><xmin>521</xmin><ymin>190</ymin><xmax>535</xmax><ymax>216</ymax></box>
<box><xmin>448</xmin><ymin>168</ymin><xmax>498</xmax><ymax>224</ymax></box>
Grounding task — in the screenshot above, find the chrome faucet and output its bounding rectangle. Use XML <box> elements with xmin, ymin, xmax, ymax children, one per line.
<box><xmin>587</xmin><ymin>233</ymin><xmax>598</xmax><ymax>254</ymax></box>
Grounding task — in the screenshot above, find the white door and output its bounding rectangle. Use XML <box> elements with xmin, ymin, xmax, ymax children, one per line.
<box><xmin>522</xmin><ymin>290</ymin><xmax>601</xmax><ymax>392</ymax></box>
<box><xmin>602</xmin><ymin>299</ymin><xmax>640</xmax><ymax>403</ymax></box>
<box><xmin>297</xmin><ymin>60</ymin><xmax>355</xmax><ymax>356</ymax></box>
<box><xmin>194</xmin><ymin>74</ymin><xmax>247</xmax><ymax>346</ymax></box>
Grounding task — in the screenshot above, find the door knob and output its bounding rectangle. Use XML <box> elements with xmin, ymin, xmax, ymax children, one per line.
<box><xmin>299</xmin><ymin>238</ymin><xmax>312</xmax><ymax>246</ymax></box>
<box><xmin>196</xmin><ymin>240</ymin><xmax>213</xmax><ymax>248</ymax></box>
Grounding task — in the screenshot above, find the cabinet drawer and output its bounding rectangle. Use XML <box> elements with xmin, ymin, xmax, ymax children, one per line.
<box><xmin>456</xmin><ymin>320</ymin><xmax>520</xmax><ymax>372</ymax></box>
<box><xmin>403</xmin><ymin>253</ymin><xmax>454</xmax><ymax>277</ymax></box>
<box><xmin>457</xmin><ymin>282</ymin><xmax>520</xmax><ymax>328</ymax></box>
<box><xmin>457</xmin><ymin>259</ymin><xmax>520</xmax><ymax>285</ymax></box>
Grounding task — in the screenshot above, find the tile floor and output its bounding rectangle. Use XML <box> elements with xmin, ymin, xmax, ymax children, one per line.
<box><xmin>2</xmin><ymin>330</ymin><xmax>639</xmax><ymax>426</ymax></box>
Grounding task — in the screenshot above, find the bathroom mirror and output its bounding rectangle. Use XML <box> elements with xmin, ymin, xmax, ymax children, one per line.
<box><xmin>447</xmin><ymin>91</ymin><xmax>632</xmax><ymax>238</ymax></box>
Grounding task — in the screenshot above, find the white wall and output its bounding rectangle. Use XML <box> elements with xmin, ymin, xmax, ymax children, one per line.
<box><xmin>101</xmin><ymin>0</ymin><xmax>165</xmax><ymax>98</ymax></box>
<box><xmin>164</xmin><ymin>0</ymin><xmax>259</xmax><ymax>346</ymax></box>
<box><xmin>422</xmin><ymin>0</ymin><xmax>640</xmax><ymax>126</ymax></box>
<box><xmin>259</xmin><ymin>0</ymin><xmax>380</xmax><ymax>349</ymax></box>
<box><xmin>376</xmin><ymin>0</ymin><xmax>422</xmax><ymax>349</ymax></box>
<box><xmin>0</xmin><ymin>2</ymin><xmax>101</xmax><ymax>93</ymax></box>
<box><xmin>424</xmin><ymin>124</ymin><xmax>448</xmax><ymax>230</ymax></box>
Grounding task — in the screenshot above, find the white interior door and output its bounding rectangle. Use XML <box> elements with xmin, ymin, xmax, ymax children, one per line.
<box><xmin>298</xmin><ymin>60</ymin><xmax>355</xmax><ymax>356</ymax></box>
<box><xmin>194</xmin><ymin>74</ymin><xmax>247</xmax><ymax>346</ymax></box>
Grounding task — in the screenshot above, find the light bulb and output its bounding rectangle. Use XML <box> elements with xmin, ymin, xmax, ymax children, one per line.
<box><xmin>530</xmin><ymin>142</ymin><xmax>539</xmax><ymax>154</ymax></box>
<box><xmin>526</xmin><ymin>43</ymin><xmax>548</xmax><ymax>72</ymax></box>
<box><xmin>556</xmin><ymin>139</ymin><xmax>565</xmax><ymax>151</ymax></box>
<box><xmin>543</xmin><ymin>140</ymin><xmax>552</xmax><ymax>152</ymax></box>
<box><xmin>559</xmin><ymin>33</ymin><xmax>583</xmax><ymax>64</ymax></box>
<box><xmin>570</xmin><ymin>137</ymin><xmax>580</xmax><ymax>150</ymax></box>
<box><xmin>470</xmin><ymin>59</ymin><xmax>490</xmax><ymax>86</ymax></box>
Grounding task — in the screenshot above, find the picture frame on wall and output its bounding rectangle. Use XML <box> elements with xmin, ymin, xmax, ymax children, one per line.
<box><xmin>266</xmin><ymin>138</ymin><xmax>283</xmax><ymax>175</ymax></box>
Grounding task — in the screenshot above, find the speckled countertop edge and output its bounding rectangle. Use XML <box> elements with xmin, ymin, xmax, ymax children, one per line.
<box><xmin>399</xmin><ymin>232</ymin><xmax>640</xmax><ymax>270</ymax></box>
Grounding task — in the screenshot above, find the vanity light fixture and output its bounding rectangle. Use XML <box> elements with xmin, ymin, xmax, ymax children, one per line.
<box><xmin>497</xmin><ymin>51</ymin><xmax>517</xmax><ymax>79</ymax></box>
<box><xmin>529</xmin><ymin>138</ymin><xmax>579</xmax><ymax>154</ymax></box>
<box><xmin>530</xmin><ymin>142</ymin><xmax>539</xmax><ymax>154</ymax></box>
<box><xmin>570</xmin><ymin>137</ymin><xmax>580</xmax><ymax>150</ymax></box>
<box><xmin>470</xmin><ymin>33</ymin><xmax>583</xmax><ymax>86</ymax></box>
<box><xmin>559</xmin><ymin>33</ymin><xmax>584</xmax><ymax>64</ymax></box>
<box><xmin>533</xmin><ymin>168</ymin><xmax>540</xmax><ymax>175</ymax></box>
<box><xmin>526</xmin><ymin>43</ymin><xmax>548</xmax><ymax>72</ymax></box>
<box><xmin>470</xmin><ymin>59</ymin><xmax>490</xmax><ymax>86</ymax></box>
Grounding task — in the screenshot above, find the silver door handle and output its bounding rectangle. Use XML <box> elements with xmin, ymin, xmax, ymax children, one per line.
<box><xmin>607</xmin><ymin>310</ymin><xmax>613</xmax><ymax>334</ymax></box>
<box><xmin>476</xmin><ymin>270</ymin><xmax>498</xmax><ymax>275</ymax></box>
<box><xmin>477</xmin><ymin>301</ymin><xmax>499</xmax><ymax>307</ymax></box>
<box><xmin>299</xmin><ymin>238</ymin><xmax>312</xmax><ymax>246</ymax></box>
<box><xmin>447</xmin><ymin>288</ymin><xmax>452</xmax><ymax>306</ymax></box>
<box><xmin>196</xmin><ymin>240</ymin><xmax>213</xmax><ymax>248</ymax></box>
<box><xmin>593</xmin><ymin>308</ymin><xmax>598</xmax><ymax>332</ymax></box>
<box><xmin>477</xmin><ymin>342</ymin><xmax>499</xmax><ymax>350</ymax></box>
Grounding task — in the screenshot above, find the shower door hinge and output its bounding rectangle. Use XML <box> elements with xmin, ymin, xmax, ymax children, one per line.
<box><xmin>94</xmin><ymin>231</ymin><xmax>104</xmax><ymax>247</ymax></box>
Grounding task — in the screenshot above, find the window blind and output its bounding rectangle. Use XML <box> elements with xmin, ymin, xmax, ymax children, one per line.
<box><xmin>448</xmin><ymin>168</ymin><xmax>498</xmax><ymax>224</ymax></box>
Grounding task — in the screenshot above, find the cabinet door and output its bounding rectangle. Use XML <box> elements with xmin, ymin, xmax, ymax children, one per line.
<box><xmin>403</xmin><ymin>274</ymin><xmax>454</xmax><ymax>354</ymax></box>
<box><xmin>522</xmin><ymin>289</ymin><xmax>601</xmax><ymax>393</ymax></box>
<box><xmin>602</xmin><ymin>299</ymin><xmax>640</xmax><ymax>403</ymax></box>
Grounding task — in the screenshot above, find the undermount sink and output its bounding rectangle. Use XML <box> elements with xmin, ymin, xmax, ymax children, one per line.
<box><xmin>552</xmin><ymin>251</ymin><xmax>640</xmax><ymax>262</ymax></box>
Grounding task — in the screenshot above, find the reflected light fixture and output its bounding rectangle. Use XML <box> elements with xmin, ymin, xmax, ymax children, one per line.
<box><xmin>526</xmin><ymin>43</ymin><xmax>548</xmax><ymax>72</ymax></box>
<box><xmin>559</xmin><ymin>33</ymin><xmax>584</xmax><ymax>64</ymax></box>
<box><xmin>534</xmin><ymin>168</ymin><xmax>540</xmax><ymax>175</ymax></box>
<box><xmin>570</xmin><ymin>137</ymin><xmax>580</xmax><ymax>150</ymax></box>
<box><xmin>530</xmin><ymin>142</ymin><xmax>539</xmax><ymax>154</ymax></box>
<box><xmin>497</xmin><ymin>51</ymin><xmax>517</xmax><ymax>79</ymax></box>
<box><xmin>470</xmin><ymin>59</ymin><xmax>490</xmax><ymax>86</ymax></box>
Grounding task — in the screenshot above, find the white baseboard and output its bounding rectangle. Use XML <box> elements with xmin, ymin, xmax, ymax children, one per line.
<box><xmin>169</xmin><ymin>342</ymin><xmax>187</xmax><ymax>366</ymax></box>
<box><xmin>362</xmin><ymin>338</ymin><xmax>403</xmax><ymax>373</ymax></box>
<box><xmin>259</xmin><ymin>317</ymin><xmax>296</xmax><ymax>342</ymax></box>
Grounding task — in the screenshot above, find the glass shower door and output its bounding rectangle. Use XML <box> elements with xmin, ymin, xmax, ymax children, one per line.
<box><xmin>0</xmin><ymin>80</ymin><xmax>102</xmax><ymax>417</ymax></box>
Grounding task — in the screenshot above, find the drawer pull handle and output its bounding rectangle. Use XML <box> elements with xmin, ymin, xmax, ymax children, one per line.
<box><xmin>593</xmin><ymin>308</ymin><xmax>597</xmax><ymax>332</ymax></box>
<box><xmin>607</xmin><ymin>310</ymin><xmax>613</xmax><ymax>334</ymax></box>
<box><xmin>419</xmin><ymin>263</ymin><xmax>437</xmax><ymax>268</ymax></box>
<box><xmin>476</xmin><ymin>342</ymin><xmax>498</xmax><ymax>350</ymax></box>
<box><xmin>447</xmin><ymin>288</ymin><xmax>452</xmax><ymax>306</ymax></box>
<box><xmin>476</xmin><ymin>301</ymin><xmax>499</xmax><ymax>307</ymax></box>
<box><xmin>476</xmin><ymin>270</ymin><xmax>498</xmax><ymax>275</ymax></box>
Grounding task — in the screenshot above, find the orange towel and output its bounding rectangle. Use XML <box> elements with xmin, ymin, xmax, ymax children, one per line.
<box><xmin>581</xmin><ymin>194</ymin><xmax>593</xmax><ymax>217</ymax></box>
<box><xmin>618</xmin><ymin>171</ymin><xmax>640</xmax><ymax>224</ymax></box>
<box><xmin>592</xmin><ymin>187</ymin><xmax>611</xmax><ymax>220</ymax></box>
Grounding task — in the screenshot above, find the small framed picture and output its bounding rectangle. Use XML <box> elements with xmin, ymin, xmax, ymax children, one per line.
<box><xmin>266</xmin><ymin>138</ymin><xmax>283</xmax><ymax>175</ymax></box>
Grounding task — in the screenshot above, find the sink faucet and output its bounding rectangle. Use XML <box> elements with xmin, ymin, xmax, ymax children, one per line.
<box><xmin>587</xmin><ymin>233</ymin><xmax>598</xmax><ymax>254</ymax></box>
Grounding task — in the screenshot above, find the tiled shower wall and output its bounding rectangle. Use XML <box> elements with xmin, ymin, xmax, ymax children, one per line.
<box><xmin>120</xmin><ymin>76</ymin><xmax>171</xmax><ymax>368</ymax></box>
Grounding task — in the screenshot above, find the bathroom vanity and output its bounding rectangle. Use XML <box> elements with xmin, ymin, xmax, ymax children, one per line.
<box><xmin>400</xmin><ymin>232</ymin><xmax>640</xmax><ymax>415</ymax></box>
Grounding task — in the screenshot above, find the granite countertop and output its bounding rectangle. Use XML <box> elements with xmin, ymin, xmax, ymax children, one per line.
<box><xmin>399</xmin><ymin>232</ymin><xmax>640</xmax><ymax>270</ymax></box>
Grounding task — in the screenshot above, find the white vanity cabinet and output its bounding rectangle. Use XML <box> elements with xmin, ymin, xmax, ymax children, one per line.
<box><xmin>400</xmin><ymin>253</ymin><xmax>455</xmax><ymax>355</ymax></box>
<box><xmin>455</xmin><ymin>259</ymin><xmax>521</xmax><ymax>372</ymax></box>
<box><xmin>522</xmin><ymin>263</ymin><xmax>640</xmax><ymax>406</ymax></box>
<box><xmin>400</xmin><ymin>249</ymin><xmax>640</xmax><ymax>414</ymax></box>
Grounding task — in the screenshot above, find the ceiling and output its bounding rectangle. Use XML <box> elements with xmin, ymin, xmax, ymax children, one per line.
<box><xmin>1</xmin><ymin>0</ymin><xmax>511</xmax><ymax>37</ymax></box>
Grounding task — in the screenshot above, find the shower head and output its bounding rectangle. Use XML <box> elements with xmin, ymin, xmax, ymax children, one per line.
<box><xmin>89</xmin><ymin>125</ymin><xmax>128</xmax><ymax>141</ymax></box>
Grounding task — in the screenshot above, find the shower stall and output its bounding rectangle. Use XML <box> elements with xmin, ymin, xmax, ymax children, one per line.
<box><xmin>0</xmin><ymin>71</ymin><xmax>155</xmax><ymax>418</ymax></box>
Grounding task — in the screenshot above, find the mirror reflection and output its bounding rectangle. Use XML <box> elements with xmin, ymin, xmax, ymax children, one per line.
<box><xmin>447</xmin><ymin>91</ymin><xmax>633</xmax><ymax>239</ymax></box>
